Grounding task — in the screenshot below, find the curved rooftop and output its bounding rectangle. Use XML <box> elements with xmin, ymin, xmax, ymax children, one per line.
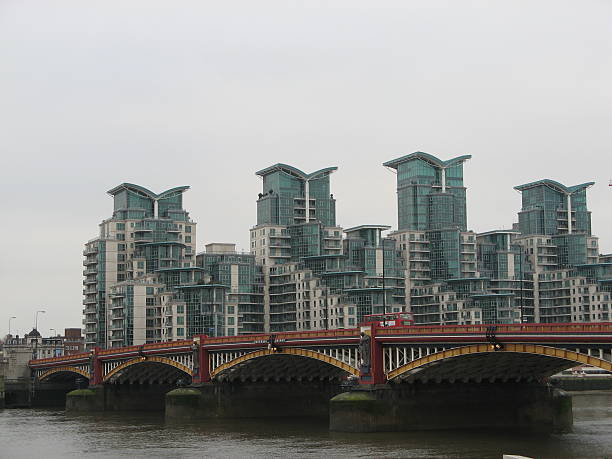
<box><xmin>514</xmin><ymin>179</ymin><xmax>594</xmax><ymax>194</ymax></box>
<box><xmin>107</xmin><ymin>183</ymin><xmax>190</xmax><ymax>199</ymax></box>
<box><xmin>383</xmin><ymin>152</ymin><xmax>471</xmax><ymax>170</ymax></box>
<box><xmin>255</xmin><ymin>163</ymin><xmax>338</xmax><ymax>180</ymax></box>
<box><xmin>344</xmin><ymin>224</ymin><xmax>391</xmax><ymax>233</ymax></box>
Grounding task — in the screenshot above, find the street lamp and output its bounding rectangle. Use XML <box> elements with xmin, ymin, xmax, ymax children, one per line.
<box><xmin>8</xmin><ymin>316</ymin><xmax>16</xmax><ymax>336</ymax></box>
<box><xmin>35</xmin><ymin>310</ymin><xmax>46</xmax><ymax>330</ymax></box>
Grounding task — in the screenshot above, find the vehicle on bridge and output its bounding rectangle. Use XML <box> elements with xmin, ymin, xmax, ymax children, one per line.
<box><xmin>361</xmin><ymin>312</ymin><xmax>414</xmax><ymax>328</ymax></box>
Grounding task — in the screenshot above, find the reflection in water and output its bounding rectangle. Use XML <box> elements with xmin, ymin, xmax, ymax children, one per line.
<box><xmin>1</xmin><ymin>392</ymin><xmax>611</xmax><ymax>458</ymax></box>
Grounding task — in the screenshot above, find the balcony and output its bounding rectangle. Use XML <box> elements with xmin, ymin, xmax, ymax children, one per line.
<box><xmin>270</xmin><ymin>233</ymin><xmax>291</xmax><ymax>239</ymax></box>
<box><xmin>83</xmin><ymin>247</ymin><xmax>98</xmax><ymax>256</ymax></box>
<box><xmin>133</xmin><ymin>225</ymin><xmax>153</xmax><ymax>232</ymax></box>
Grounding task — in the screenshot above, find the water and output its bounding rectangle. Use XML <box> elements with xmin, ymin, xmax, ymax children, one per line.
<box><xmin>1</xmin><ymin>392</ymin><xmax>611</xmax><ymax>459</ymax></box>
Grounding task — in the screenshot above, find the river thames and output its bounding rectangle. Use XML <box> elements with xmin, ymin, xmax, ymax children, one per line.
<box><xmin>1</xmin><ymin>391</ymin><xmax>611</xmax><ymax>458</ymax></box>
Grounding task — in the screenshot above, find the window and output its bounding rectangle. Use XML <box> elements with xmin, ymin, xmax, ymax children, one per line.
<box><xmin>177</xmin><ymin>328</ymin><xmax>184</xmax><ymax>336</ymax></box>
<box><xmin>185</xmin><ymin>226</ymin><xmax>192</xmax><ymax>233</ymax></box>
<box><xmin>185</xmin><ymin>236</ymin><xmax>192</xmax><ymax>243</ymax></box>
<box><xmin>137</xmin><ymin>261</ymin><xmax>145</xmax><ymax>269</ymax></box>
<box><xmin>116</xmin><ymin>223</ymin><xmax>125</xmax><ymax>230</ymax></box>
<box><xmin>177</xmin><ymin>305</ymin><xmax>184</xmax><ymax>314</ymax></box>
<box><xmin>177</xmin><ymin>316</ymin><xmax>184</xmax><ymax>325</ymax></box>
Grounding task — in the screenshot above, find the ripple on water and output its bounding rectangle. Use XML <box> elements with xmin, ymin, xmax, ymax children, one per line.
<box><xmin>1</xmin><ymin>391</ymin><xmax>612</xmax><ymax>459</ymax></box>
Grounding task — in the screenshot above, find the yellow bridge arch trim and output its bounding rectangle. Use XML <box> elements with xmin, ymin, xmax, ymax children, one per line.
<box><xmin>210</xmin><ymin>348</ymin><xmax>360</xmax><ymax>379</ymax></box>
<box><xmin>103</xmin><ymin>355</ymin><xmax>193</xmax><ymax>382</ymax></box>
<box><xmin>387</xmin><ymin>343</ymin><xmax>612</xmax><ymax>380</ymax></box>
<box><xmin>38</xmin><ymin>366</ymin><xmax>90</xmax><ymax>381</ymax></box>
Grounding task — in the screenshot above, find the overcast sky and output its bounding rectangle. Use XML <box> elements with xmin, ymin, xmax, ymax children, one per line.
<box><xmin>1</xmin><ymin>0</ymin><xmax>611</xmax><ymax>337</ymax></box>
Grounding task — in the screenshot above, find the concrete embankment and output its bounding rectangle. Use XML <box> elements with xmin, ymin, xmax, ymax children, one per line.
<box><xmin>551</xmin><ymin>377</ymin><xmax>612</xmax><ymax>391</ymax></box>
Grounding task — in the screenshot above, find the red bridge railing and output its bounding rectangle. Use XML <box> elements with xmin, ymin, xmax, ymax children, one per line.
<box><xmin>378</xmin><ymin>322</ymin><xmax>612</xmax><ymax>336</ymax></box>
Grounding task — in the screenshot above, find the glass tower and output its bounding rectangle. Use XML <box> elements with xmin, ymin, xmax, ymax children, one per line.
<box><xmin>383</xmin><ymin>152</ymin><xmax>471</xmax><ymax>231</ymax></box>
<box><xmin>256</xmin><ymin>164</ymin><xmax>337</xmax><ymax>227</ymax></box>
<box><xmin>83</xmin><ymin>183</ymin><xmax>196</xmax><ymax>349</ymax></box>
<box><xmin>514</xmin><ymin>179</ymin><xmax>594</xmax><ymax>236</ymax></box>
<box><xmin>384</xmin><ymin>152</ymin><xmax>473</xmax><ymax>282</ymax></box>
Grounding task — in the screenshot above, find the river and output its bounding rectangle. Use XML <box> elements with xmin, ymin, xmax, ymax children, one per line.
<box><xmin>1</xmin><ymin>391</ymin><xmax>611</xmax><ymax>458</ymax></box>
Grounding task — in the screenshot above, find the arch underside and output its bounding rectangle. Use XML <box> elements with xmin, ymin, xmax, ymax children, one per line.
<box><xmin>104</xmin><ymin>357</ymin><xmax>192</xmax><ymax>384</ymax></box>
<box><xmin>213</xmin><ymin>349</ymin><xmax>358</xmax><ymax>383</ymax></box>
<box><xmin>38</xmin><ymin>366</ymin><xmax>90</xmax><ymax>382</ymax></box>
<box><xmin>389</xmin><ymin>344</ymin><xmax>612</xmax><ymax>383</ymax></box>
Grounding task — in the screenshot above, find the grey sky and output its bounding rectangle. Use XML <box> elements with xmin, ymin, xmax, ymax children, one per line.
<box><xmin>1</xmin><ymin>0</ymin><xmax>611</xmax><ymax>337</ymax></box>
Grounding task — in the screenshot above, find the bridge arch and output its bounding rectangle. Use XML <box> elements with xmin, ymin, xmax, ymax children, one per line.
<box><xmin>211</xmin><ymin>348</ymin><xmax>359</xmax><ymax>381</ymax></box>
<box><xmin>103</xmin><ymin>355</ymin><xmax>193</xmax><ymax>382</ymax></box>
<box><xmin>38</xmin><ymin>366</ymin><xmax>90</xmax><ymax>381</ymax></box>
<box><xmin>387</xmin><ymin>343</ymin><xmax>612</xmax><ymax>382</ymax></box>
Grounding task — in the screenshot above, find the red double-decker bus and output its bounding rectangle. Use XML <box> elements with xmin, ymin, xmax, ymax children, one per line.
<box><xmin>361</xmin><ymin>312</ymin><xmax>414</xmax><ymax>328</ymax></box>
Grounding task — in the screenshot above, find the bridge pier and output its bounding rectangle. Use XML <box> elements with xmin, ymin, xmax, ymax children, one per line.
<box><xmin>66</xmin><ymin>383</ymin><xmax>175</xmax><ymax>412</ymax></box>
<box><xmin>66</xmin><ymin>387</ymin><xmax>105</xmax><ymax>412</ymax></box>
<box><xmin>166</xmin><ymin>382</ymin><xmax>342</xmax><ymax>419</ymax></box>
<box><xmin>329</xmin><ymin>383</ymin><xmax>572</xmax><ymax>433</ymax></box>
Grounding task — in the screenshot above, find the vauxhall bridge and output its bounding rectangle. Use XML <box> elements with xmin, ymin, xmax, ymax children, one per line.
<box><xmin>29</xmin><ymin>321</ymin><xmax>612</xmax><ymax>432</ymax></box>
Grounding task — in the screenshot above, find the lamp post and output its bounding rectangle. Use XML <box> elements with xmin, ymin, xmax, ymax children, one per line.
<box><xmin>35</xmin><ymin>310</ymin><xmax>46</xmax><ymax>331</ymax></box>
<box><xmin>382</xmin><ymin>240</ymin><xmax>387</xmax><ymax>315</ymax></box>
<box><xmin>8</xmin><ymin>316</ymin><xmax>16</xmax><ymax>336</ymax></box>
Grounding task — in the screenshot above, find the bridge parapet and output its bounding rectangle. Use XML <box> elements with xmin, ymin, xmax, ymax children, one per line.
<box><xmin>29</xmin><ymin>322</ymin><xmax>612</xmax><ymax>386</ymax></box>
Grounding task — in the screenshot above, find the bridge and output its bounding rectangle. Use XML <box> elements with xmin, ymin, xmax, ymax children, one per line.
<box><xmin>29</xmin><ymin>322</ymin><xmax>612</xmax><ymax>431</ymax></box>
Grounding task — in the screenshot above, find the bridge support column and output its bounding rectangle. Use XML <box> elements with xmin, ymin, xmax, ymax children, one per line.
<box><xmin>330</xmin><ymin>383</ymin><xmax>572</xmax><ymax>433</ymax></box>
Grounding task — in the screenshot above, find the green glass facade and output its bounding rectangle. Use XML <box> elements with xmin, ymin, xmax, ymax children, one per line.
<box><xmin>197</xmin><ymin>251</ymin><xmax>264</xmax><ymax>334</ymax></box>
<box><xmin>256</xmin><ymin>164</ymin><xmax>337</xmax><ymax>227</ymax></box>
<box><xmin>515</xmin><ymin>180</ymin><xmax>593</xmax><ymax>236</ymax></box>
<box><xmin>174</xmin><ymin>285</ymin><xmax>226</xmax><ymax>337</ymax></box>
<box><xmin>383</xmin><ymin>152</ymin><xmax>470</xmax><ymax>232</ymax></box>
